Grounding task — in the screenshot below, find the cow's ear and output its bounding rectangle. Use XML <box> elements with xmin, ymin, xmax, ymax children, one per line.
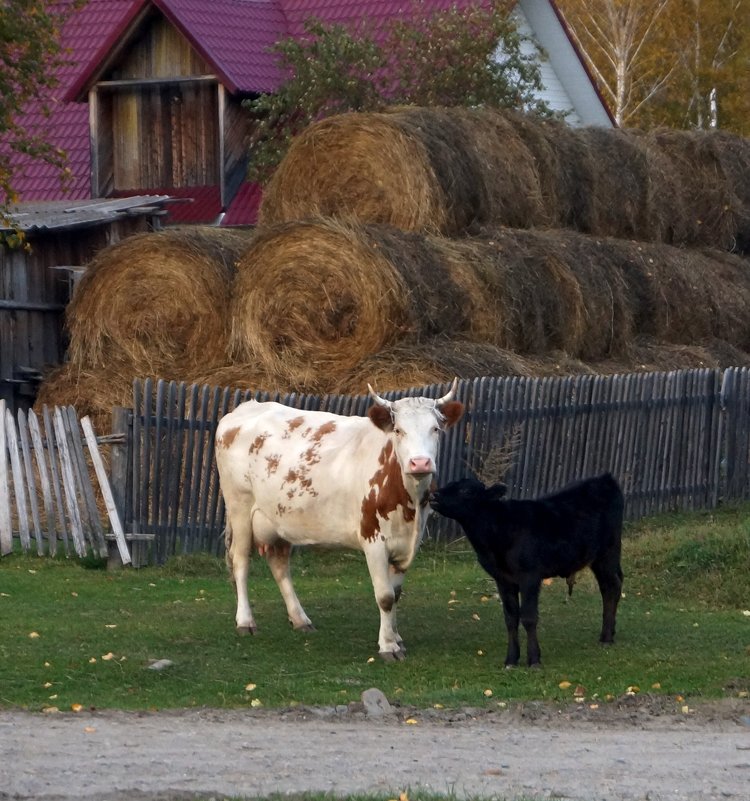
<box><xmin>439</xmin><ymin>400</ymin><xmax>464</xmax><ymax>429</ymax></box>
<box><xmin>369</xmin><ymin>404</ymin><xmax>393</xmax><ymax>432</ymax></box>
<box><xmin>487</xmin><ymin>483</ymin><xmax>507</xmax><ymax>500</ymax></box>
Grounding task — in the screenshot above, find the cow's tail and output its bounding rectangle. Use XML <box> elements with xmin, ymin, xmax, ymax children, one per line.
<box><xmin>224</xmin><ymin>520</ymin><xmax>234</xmax><ymax>580</ymax></box>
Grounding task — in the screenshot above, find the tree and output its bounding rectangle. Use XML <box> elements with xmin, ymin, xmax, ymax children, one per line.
<box><xmin>244</xmin><ymin>0</ymin><xmax>552</xmax><ymax>182</ymax></box>
<box><xmin>556</xmin><ymin>0</ymin><xmax>676</xmax><ymax>126</ymax></box>
<box><xmin>0</xmin><ymin>0</ymin><xmax>80</xmax><ymax>233</ymax></box>
<box><xmin>661</xmin><ymin>0</ymin><xmax>748</xmax><ymax>132</ymax></box>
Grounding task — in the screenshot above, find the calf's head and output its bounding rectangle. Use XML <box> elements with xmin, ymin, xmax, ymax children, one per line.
<box><xmin>430</xmin><ymin>477</ymin><xmax>507</xmax><ymax>518</ymax></box>
<box><xmin>367</xmin><ymin>378</ymin><xmax>464</xmax><ymax>481</ymax></box>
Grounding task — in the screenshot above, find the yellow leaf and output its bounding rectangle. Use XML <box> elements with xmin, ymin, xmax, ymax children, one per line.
<box><xmin>71</xmin><ymin>703</ymin><xmax>83</xmax><ymax>712</ymax></box>
<box><xmin>367</xmin><ymin>657</ymin><xmax>375</xmax><ymax>663</ymax></box>
<box><xmin>29</xmin><ymin>632</ymin><xmax>40</xmax><ymax>639</ymax></box>
<box><xmin>48</xmin><ymin>694</ymin><xmax>58</xmax><ymax>700</ymax></box>
<box><xmin>88</xmin><ymin>657</ymin><xmax>97</xmax><ymax>664</ymax></box>
<box><xmin>558</xmin><ymin>680</ymin><xmax>572</xmax><ymax>689</ymax></box>
<box><xmin>250</xmin><ymin>698</ymin><xmax>263</xmax><ymax>707</ymax></box>
<box><xmin>104</xmin><ymin>624</ymin><xmax>117</xmax><ymax>629</ymax></box>
<box><xmin>651</xmin><ymin>682</ymin><xmax>661</xmax><ymax>689</ymax></box>
<box><xmin>42</xmin><ymin>706</ymin><xmax>59</xmax><ymax>714</ymax></box>
<box><xmin>472</xmin><ymin>613</ymin><xmax>480</xmax><ymax>621</ymax></box>
<box><xmin>101</xmin><ymin>652</ymin><xmax>115</xmax><ymax>661</ymax></box>
<box><xmin>627</xmin><ymin>685</ymin><xmax>640</xmax><ymax>695</ymax></box>
<box><xmin>71</xmin><ymin>592</ymin><xmax>78</xmax><ymax>597</ymax></box>
<box><xmin>83</xmin><ymin>726</ymin><xmax>96</xmax><ymax>733</ymax></box>
<box><xmin>483</xmin><ymin>688</ymin><xmax>493</xmax><ymax>697</ymax></box>
<box><xmin>433</xmin><ymin>703</ymin><xmax>444</xmax><ymax>709</ymax></box>
<box><xmin>542</xmin><ymin>578</ymin><xmax>554</xmax><ymax>586</ymax></box>
<box><xmin>43</xmin><ymin>682</ymin><xmax>52</xmax><ymax>688</ymax></box>
<box><xmin>405</xmin><ymin>718</ymin><xmax>418</xmax><ymax>725</ymax></box>
<box><xmin>245</xmin><ymin>683</ymin><xmax>257</xmax><ymax>692</ymax></box>
<box><xmin>400</xmin><ymin>793</ymin><xmax>409</xmax><ymax>801</ymax></box>
<box><xmin>589</xmin><ymin>703</ymin><xmax>599</xmax><ymax>710</ymax></box>
<box><xmin>477</xmin><ymin>649</ymin><xmax>484</xmax><ymax>656</ymax></box>
<box><xmin>44</xmin><ymin>662</ymin><xmax>51</xmax><ymax>667</ymax></box>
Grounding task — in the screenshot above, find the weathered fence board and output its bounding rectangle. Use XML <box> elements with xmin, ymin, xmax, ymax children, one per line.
<box><xmin>0</xmin><ymin>404</ymin><xmax>124</xmax><ymax>560</ymax></box>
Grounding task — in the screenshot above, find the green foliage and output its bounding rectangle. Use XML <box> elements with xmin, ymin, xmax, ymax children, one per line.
<box><xmin>0</xmin><ymin>0</ymin><xmax>82</xmax><ymax>222</ymax></box>
<box><xmin>1</xmin><ymin>504</ymin><xmax>748</xmax><ymax>712</ymax></box>
<box><xmin>244</xmin><ymin>1</ymin><xmax>551</xmax><ymax>182</ymax></box>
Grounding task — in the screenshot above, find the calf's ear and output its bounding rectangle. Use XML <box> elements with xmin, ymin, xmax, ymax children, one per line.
<box><xmin>487</xmin><ymin>483</ymin><xmax>507</xmax><ymax>500</ymax></box>
<box><xmin>368</xmin><ymin>404</ymin><xmax>393</xmax><ymax>432</ymax></box>
<box><xmin>439</xmin><ymin>400</ymin><xmax>464</xmax><ymax>429</ymax></box>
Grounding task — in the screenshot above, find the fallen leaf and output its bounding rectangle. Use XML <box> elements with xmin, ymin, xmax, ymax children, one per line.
<box><xmin>44</xmin><ymin>662</ymin><xmax>51</xmax><ymax>668</ymax></box>
<box><xmin>104</xmin><ymin>624</ymin><xmax>116</xmax><ymax>629</ymax></box>
<box><xmin>543</xmin><ymin>578</ymin><xmax>554</xmax><ymax>586</ymax></box>
<box><xmin>405</xmin><ymin>718</ymin><xmax>418</xmax><ymax>725</ymax></box>
<box><xmin>43</xmin><ymin>682</ymin><xmax>53</xmax><ymax>688</ymax></box>
<box><xmin>250</xmin><ymin>698</ymin><xmax>262</xmax><ymax>707</ymax></box>
<box><xmin>101</xmin><ymin>652</ymin><xmax>115</xmax><ymax>661</ymax></box>
<box><xmin>28</xmin><ymin>632</ymin><xmax>40</xmax><ymax>639</ymax></box>
<box><xmin>742</xmin><ymin>610</ymin><xmax>750</xmax><ymax>617</ymax></box>
<box><xmin>367</xmin><ymin>657</ymin><xmax>375</xmax><ymax>664</ymax></box>
<box><xmin>651</xmin><ymin>682</ymin><xmax>661</xmax><ymax>690</ymax></box>
<box><xmin>71</xmin><ymin>703</ymin><xmax>83</xmax><ymax>712</ymax></box>
<box><xmin>477</xmin><ymin>649</ymin><xmax>484</xmax><ymax>656</ymax></box>
<box><xmin>88</xmin><ymin>657</ymin><xmax>97</xmax><ymax>664</ymax></box>
<box><xmin>627</xmin><ymin>685</ymin><xmax>640</xmax><ymax>695</ymax></box>
<box><xmin>574</xmin><ymin>685</ymin><xmax>586</xmax><ymax>697</ymax></box>
<box><xmin>433</xmin><ymin>703</ymin><xmax>444</xmax><ymax>709</ymax></box>
<box><xmin>589</xmin><ymin>704</ymin><xmax>599</xmax><ymax>710</ymax></box>
<box><xmin>28</xmin><ymin>570</ymin><xmax>37</xmax><ymax>574</ymax></box>
<box><xmin>42</xmin><ymin>706</ymin><xmax>59</xmax><ymax>714</ymax></box>
<box><xmin>681</xmin><ymin>705</ymin><xmax>691</xmax><ymax>714</ymax></box>
<box><xmin>559</xmin><ymin>680</ymin><xmax>572</xmax><ymax>690</ymax></box>
<box><xmin>483</xmin><ymin>769</ymin><xmax>503</xmax><ymax>776</ymax></box>
<box><xmin>71</xmin><ymin>592</ymin><xmax>78</xmax><ymax>597</ymax></box>
<box><xmin>84</xmin><ymin>726</ymin><xmax>96</xmax><ymax>733</ymax></box>
<box><xmin>483</xmin><ymin>689</ymin><xmax>493</xmax><ymax>697</ymax></box>
<box><xmin>48</xmin><ymin>694</ymin><xmax>58</xmax><ymax>700</ymax></box>
<box><xmin>471</xmin><ymin>613</ymin><xmax>480</xmax><ymax>621</ymax></box>
<box><xmin>245</xmin><ymin>683</ymin><xmax>257</xmax><ymax>692</ymax></box>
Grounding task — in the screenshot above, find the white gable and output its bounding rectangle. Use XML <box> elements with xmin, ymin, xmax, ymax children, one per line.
<box><xmin>512</xmin><ymin>0</ymin><xmax>613</xmax><ymax>127</ymax></box>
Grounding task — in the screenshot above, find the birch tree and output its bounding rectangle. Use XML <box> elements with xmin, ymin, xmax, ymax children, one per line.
<box><xmin>556</xmin><ymin>0</ymin><xmax>676</xmax><ymax>126</ymax></box>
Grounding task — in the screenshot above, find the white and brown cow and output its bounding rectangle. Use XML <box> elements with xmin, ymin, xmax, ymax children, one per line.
<box><xmin>215</xmin><ymin>380</ymin><xmax>464</xmax><ymax>660</ymax></box>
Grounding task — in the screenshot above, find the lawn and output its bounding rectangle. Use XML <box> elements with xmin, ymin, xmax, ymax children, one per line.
<box><xmin>1</xmin><ymin>504</ymin><xmax>748</xmax><ymax>712</ymax></box>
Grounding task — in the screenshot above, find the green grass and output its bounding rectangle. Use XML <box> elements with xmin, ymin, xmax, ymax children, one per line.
<box><xmin>1</xmin><ymin>504</ymin><xmax>748</xmax><ymax>712</ymax></box>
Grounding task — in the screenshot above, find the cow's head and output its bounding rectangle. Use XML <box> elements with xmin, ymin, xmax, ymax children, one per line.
<box><xmin>367</xmin><ymin>378</ymin><xmax>464</xmax><ymax>482</ymax></box>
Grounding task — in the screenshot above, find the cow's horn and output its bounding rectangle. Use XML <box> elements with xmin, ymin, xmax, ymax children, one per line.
<box><xmin>436</xmin><ymin>377</ymin><xmax>459</xmax><ymax>406</ymax></box>
<box><xmin>367</xmin><ymin>383</ymin><xmax>392</xmax><ymax>408</ymax></box>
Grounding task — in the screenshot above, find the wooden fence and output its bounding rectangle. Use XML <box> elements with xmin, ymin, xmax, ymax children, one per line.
<box><xmin>4</xmin><ymin>367</ymin><xmax>750</xmax><ymax>565</ymax></box>
<box><xmin>0</xmin><ymin>400</ymin><xmax>130</xmax><ymax>563</ymax></box>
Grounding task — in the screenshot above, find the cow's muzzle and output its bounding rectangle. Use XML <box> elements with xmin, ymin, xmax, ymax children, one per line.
<box><xmin>407</xmin><ymin>457</ymin><xmax>434</xmax><ymax>478</ymax></box>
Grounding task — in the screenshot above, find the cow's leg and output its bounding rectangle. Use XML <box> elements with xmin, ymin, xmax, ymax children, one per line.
<box><xmin>225</xmin><ymin>509</ymin><xmax>257</xmax><ymax>634</ymax></box>
<box><xmin>496</xmin><ymin>577</ymin><xmax>521</xmax><ymax>668</ymax></box>
<box><xmin>519</xmin><ymin>579</ymin><xmax>542</xmax><ymax>667</ymax></box>
<box><xmin>364</xmin><ymin>546</ymin><xmax>404</xmax><ymax>661</ymax></box>
<box><xmin>389</xmin><ymin>564</ymin><xmax>407</xmax><ymax>653</ymax></box>
<box><xmin>591</xmin><ymin>558</ymin><xmax>624</xmax><ymax>644</ymax></box>
<box><xmin>264</xmin><ymin>542</ymin><xmax>314</xmax><ymax>632</ymax></box>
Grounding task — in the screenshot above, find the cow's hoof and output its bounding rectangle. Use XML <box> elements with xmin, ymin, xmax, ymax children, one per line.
<box><xmin>236</xmin><ymin>625</ymin><xmax>257</xmax><ymax>636</ymax></box>
<box><xmin>504</xmin><ymin>663</ymin><xmax>518</xmax><ymax>671</ymax></box>
<box><xmin>379</xmin><ymin>649</ymin><xmax>406</xmax><ymax>662</ymax></box>
<box><xmin>528</xmin><ymin>662</ymin><xmax>542</xmax><ymax>670</ymax></box>
<box><xmin>294</xmin><ymin>622</ymin><xmax>316</xmax><ymax>633</ymax></box>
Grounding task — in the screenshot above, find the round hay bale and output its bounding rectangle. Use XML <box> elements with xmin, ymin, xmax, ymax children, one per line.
<box><xmin>186</xmin><ymin>363</ymin><xmax>332</xmax><ymax>396</ymax></box>
<box><xmin>711</xmin><ymin>129</ymin><xmax>750</xmax><ymax>254</ymax></box>
<box><xmin>642</xmin><ymin>129</ymin><xmax>737</xmax><ymax>249</ymax></box>
<box><xmin>258</xmin><ymin>111</ymin><xmax>448</xmax><ymax>232</ymax></box>
<box><xmin>229</xmin><ymin>219</ymin><xmax>411</xmax><ymax>381</ymax></box>
<box><xmin>66</xmin><ymin>227</ymin><xmax>255</xmax><ymax>376</ymax></box>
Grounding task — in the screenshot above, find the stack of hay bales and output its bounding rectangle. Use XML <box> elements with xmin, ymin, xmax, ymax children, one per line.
<box><xmin>41</xmin><ymin>107</ymin><xmax>750</xmax><ymax>422</ymax></box>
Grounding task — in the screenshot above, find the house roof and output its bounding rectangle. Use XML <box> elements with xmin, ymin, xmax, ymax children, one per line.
<box><xmin>7</xmin><ymin>0</ymin><xmax>609</xmax><ymax>219</ymax></box>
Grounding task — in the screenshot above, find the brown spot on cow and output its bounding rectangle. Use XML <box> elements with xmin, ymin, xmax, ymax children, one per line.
<box><xmin>284</xmin><ymin>468</ymin><xmax>299</xmax><ymax>485</ymax></box>
<box><xmin>283</xmin><ymin>417</ymin><xmax>305</xmax><ymax>438</ymax></box>
<box><xmin>312</xmin><ymin>421</ymin><xmax>337</xmax><ymax>441</ymax></box>
<box><xmin>360</xmin><ymin>443</ymin><xmax>415</xmax><ymax>541</ymax></box>
<box><xmin>249</xmin><ymin>433</ymin><xmax>269</xmax><ymax>454</ymax></box>
<box><xmin>218</xmin><ymin>426</ymin><xmax>240</xmax><ymax>449</ymax></box>
<box><xmin>266</xmin><ymin>454</ymin><xmax>280</xmax><ymax>476</ymax></box>
<box><xmin>277</xmin><ymin>503</ymin><xmax>288</xmax><ymax>516</ymax></box>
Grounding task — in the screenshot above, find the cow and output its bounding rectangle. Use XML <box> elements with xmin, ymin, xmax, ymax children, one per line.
<box><xmin>429</xmin><ymin>473</ymin><xmax>624</xmax><ymax>668</ymax></box>
<box><xmin>215</xmin><ymin>380</ymin><xmax>464</xmax><ymax>660</ymax></box>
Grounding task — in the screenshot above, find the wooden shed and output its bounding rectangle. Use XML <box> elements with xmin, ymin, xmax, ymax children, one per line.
<box><xmin>0</xmin><ymin>196</ymin><xmax>171</xmax><ymax>413</ymax></box>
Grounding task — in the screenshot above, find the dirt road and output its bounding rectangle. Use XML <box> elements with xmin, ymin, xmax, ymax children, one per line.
<box><xmin>1</xmin><ymin>696</ymin><xmax>749</xmax><ymax>801</ymax></box>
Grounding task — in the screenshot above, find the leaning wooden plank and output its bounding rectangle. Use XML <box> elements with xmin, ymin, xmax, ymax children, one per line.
<box><xmin>0</xmin><ymin>400</ymin><xmax>12</xmax><ymax>555</ymax></box>
<box><xmin>81</xmin><ymin>416</ymin><xmax>131</xmax><ymax>565</ymax></box>
<box><xmin>64</xmin><ymin>406</ymin><xmax>107</xmax><ymax>557</ymax></box>
<box><xmin>17</xmin><ymin>409</ymin><xmax>44</xmax><ymax>555</ymax></box>
<box><xmin>5</xmin><ymin>407</ymin><xmax>31</xmax><ymax>551</ymax></box>
<box><xmin>52</xmin><ymin>407</ymin><xmax>87</xmax><ymax>557</ymax></box>
<box><xmin>28</xmin><ymin>409</ymin><xmax>58</xmax><ymax>556</ymax></box>
<box><xmin>42</xmin><ymin>406</ymin><xmax>70</xmax><ymax>556</ymax></box>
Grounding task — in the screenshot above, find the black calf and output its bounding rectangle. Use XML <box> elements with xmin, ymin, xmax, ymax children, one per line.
<box><xmin>429</xmin><ymin>473</ymin><xmax>624</xmax><ymax>667</ymax></box>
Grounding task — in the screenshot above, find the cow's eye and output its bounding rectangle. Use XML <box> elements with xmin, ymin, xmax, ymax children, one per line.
<box><xmin>394</xmin><ymin>427</ymin><xmax>403</xmax><ymax>436</ymax></box>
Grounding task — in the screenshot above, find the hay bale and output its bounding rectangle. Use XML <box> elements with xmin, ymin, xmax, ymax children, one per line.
<box><xmin>229</xmin><ymin>219</ymin><xmax>411</xmax><ymax>382</ymax></box>
<box><xmin>66</xmin><ymin>227</ymin><xmax>255</xmax><ymax>376</ymax></box>
<box><xmin>259</xmin><ymin>107</ymin><xmax>750</xmax><ymax>252</ymax></box>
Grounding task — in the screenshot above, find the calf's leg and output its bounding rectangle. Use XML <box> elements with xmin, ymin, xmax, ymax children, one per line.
<box><xmin>519</xmin><ymin>580</ymin><xmax>543</xmax><ymax>667</ymax></box>
<box><xmin>496</xmin><ymin>578</ymin><xmax>521</xmax><ymax>668</ymax></box>
<box><xmin>592</xmin><ymin>559</ymin><xmax>623</xmax><ymax>644</ymax></box>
